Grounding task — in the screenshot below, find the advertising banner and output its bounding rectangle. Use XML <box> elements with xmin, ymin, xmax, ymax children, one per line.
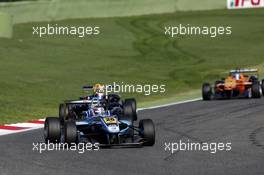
<box><xmin>227</xmin><ymin>0</ymin><xmax>264</xmax><ymax>9</ymax></box>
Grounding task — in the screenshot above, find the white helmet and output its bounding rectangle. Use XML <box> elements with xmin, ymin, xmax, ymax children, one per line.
<box><xmin>93</xmin><ymin>106</ymin><xmax>105</xmax><ymax>115</ymax></box>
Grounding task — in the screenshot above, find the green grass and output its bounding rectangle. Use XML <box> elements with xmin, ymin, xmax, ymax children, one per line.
<box><xmin>0</xmin><ymin>9</ymin><xmax>264</xmax><ymax>124</ymax></box>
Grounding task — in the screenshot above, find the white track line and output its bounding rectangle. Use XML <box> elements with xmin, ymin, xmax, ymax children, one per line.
<box><xmin>0</xmin><ymin>127</ymin><xmax>44</xmax><ymax>136</ymax></box>
<box><xmin>0</xmin><ymin>130</ymin><xmax>16</xmax><ymax>136</ymax></box>
<box><xmin>7</xmin><ymin>123</ymin><xmax>44</xmax><ymax>128</ymax></box>
<box><xmin>0</xmin><ymin>119</ymin><xmax>45</xmax><ymax>136</ymax></box>
<box><xmin>137</xmin><ymin>98</ymin><xmax>202</xmax><ymax>111</ymax></box>
<box><xmin>0</xmin><ymin>98</ymin><xmax>201</xmax><ymax>136</ymax></box>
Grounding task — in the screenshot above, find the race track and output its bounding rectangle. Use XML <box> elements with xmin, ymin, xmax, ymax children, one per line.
<box><xmin>0</xmin><ymin>98</ymin><xmax>264</xmax><ymax>175</ymax></box>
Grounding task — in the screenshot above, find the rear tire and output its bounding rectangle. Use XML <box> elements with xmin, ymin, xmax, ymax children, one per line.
<box><xmin>64</xmin><ymin>121</ymin><xmax>77</xmax><ymax>144</ymax></box>
<box><xmin>202</xmin><ymin>83</ymin><xmax>212</xmax><ymax>100</ymax></box>
<box><xmin>124</xmin><ymin>98</ymin><xmax>137</xmax><ymax>121</ymax></box>
<box><xmin>59</xmin><ymin>103</ymin><xmax>65</xmax><ymax>125</ymax></box>
<box><xmin>261</xmin><ymin>79</ymin><xmax>264</xmax><ymax>96</ymax></box>
<box><xmin>250</xmin><ymin>76</ymin><xmax>258</xmax><ymax>83</ymax></box>
<box><xmin>44</xmin><ymin>117</ymin><xmax>61</xmax><ymax>143</ymax></box>
<box><xmin>122</xmin><ymin>100</ymin><xmax>135</xmax><ymax>123</ymax></box>
<box><xmin>252</xmin><ymin>82</ymin><xmax>261</xmax><ymax>98</ymax></box>
<box><xmin>139</xmin><ymin>119</ymin><xmax>155</xmax><ymax>146</ymax></box>
<box><xmin>120</xmin><ymin>102</ymin><xmax>134</xmax><ymax>139</ymax></box>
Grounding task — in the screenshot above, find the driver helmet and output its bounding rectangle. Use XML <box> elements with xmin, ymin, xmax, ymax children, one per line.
<box><xmin>232</xmin><ymin>73</ymin><xmax>240</xmax><ymax>80</ymax></box>
<box><xmin>90</xmin><ymin>99</ymin><xmax>105</xmax><ymax>115</ymax></box>
<box><xmin>93</xmin><ymin>83</ymin><xmax>105</xmax><ymax>100</ymax></box>
<box><xmin>234</xmin><ymin>73</ymin><xmax>240</xmax><ymax>80</ymax></box>
<box><xmin>93</xmin><ymin>106</ymin><xmax>105</xmax><ymax>115</ymax></box>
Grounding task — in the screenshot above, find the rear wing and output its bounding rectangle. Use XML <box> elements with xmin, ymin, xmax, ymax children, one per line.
<box><xmin>64</xmin><ymin>99</ymin><xmax>100</xmax><ymax>104</ymax></box>
<box><xmin>230</xmin><ymin>68</ymin><xmax>258</xmax><ymax>74</ymax></box>
<box><xmin>64</xmin><ymin>100</ymin><xmax>91</xmax><ymax>104</ymax></box>
<box><xmin>83</xmin><ymin>84</ymin><xmax>119</xmax><ymax>91</ymax></box>
<box><xmin>83</xmin><ymin>86</ymin><xmax>94</xmax><ymax>91</ymax></box>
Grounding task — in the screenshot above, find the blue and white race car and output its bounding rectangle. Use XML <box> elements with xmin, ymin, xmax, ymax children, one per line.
<box><xmin>59</xmin><ymin>84</ymin><xmax>137</xmax><ymax>124</ymax></box>
<box><xmin>44</xmin><ymin>98</ymin><xmax>155</xmax><ymax>147</ymax></box>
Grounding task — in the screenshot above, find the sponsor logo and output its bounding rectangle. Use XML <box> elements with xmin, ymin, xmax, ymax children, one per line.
<box><xmin>227</xmin><ymin>0</ymin><xmax>264</xmax><ymax>9</ymax></box>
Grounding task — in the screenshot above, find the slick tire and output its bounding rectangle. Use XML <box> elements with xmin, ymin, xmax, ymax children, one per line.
<box><xmin>252</xmin><ymin>82</ymin><xmax>261</xmax><ymax>98</ymax></box>
<box><xmin>59</xmin><ymin>103</ymin><xmax>65</xmax><ymax>125</ymax></box>
<box><xmin>121</xmin><ymin>101</ymin><xmax>135</xmax><ymax>138</ymax></box>
<box><xmin>261</xmin><ymin>79</ymin><xmax>264</xmax><ymax>96</ymax></box>
<box><xmin>64</xmin><ymin>121</ymin><xmax>77</xmax><ymax>144</ymax></box>
<box><xmin>202</xmin><ymin>83</ymin><xmax>212</xmax><ymax>100</ymax></box>
<box><xmin>124</xmin><ymin>98</ymin><xmax>137</xmax><ymax>121</ymax></box>
<box><xmin>139</xmin><ymin>119</ymin><xmax>155</xmax><ymax>146</ymax></box>
<box><xmin>44</xmin><ymin>117</ymin><xmax>61</xmax><ymax>143</ymax></box>
<box><xmin>122</xmin><ymin>99</ymin><xmax>136</xmax><ymax>122</ymax></box>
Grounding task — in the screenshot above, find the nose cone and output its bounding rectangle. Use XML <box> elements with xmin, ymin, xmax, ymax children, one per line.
<box><xmin>107</xmin><ymin>125</ymin><xmax>120</xmax><ymax>133</ymax></box>
<box><xmin>225</xmin><ymin>78</ymin><xmax>236</xmax><ymax>90</ymax></box>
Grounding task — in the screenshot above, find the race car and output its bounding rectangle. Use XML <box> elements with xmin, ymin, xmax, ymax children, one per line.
<box><xmin>44</xmin><ymin>97</ymin><xmax>155</xmax><ymax>147</ymax></box>
<box><xmin>59</xmin><ymin>83</ymin><xmax>137</xmax><ymax>125</ymax></box>
<box><xmin>202</xmin><ymin>69</ymin><xmax>264</xmax><ymax>100</ymax></box>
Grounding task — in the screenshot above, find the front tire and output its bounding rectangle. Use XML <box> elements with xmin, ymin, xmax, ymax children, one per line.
<box><xmin>64</xmin><ymin>121</ymin><xmax>77</xmax><ymax>144</ymax></box>
<box><xmin>44</xmin><ymin>117</ymin><xmax>61</xmax><ymax>143</ymax></box>
<box><xmin>139</xmin><ymin>119</ymin><xmax>155</xmax><ymax>146</ymax></box>
<box><xmin>202</xmin><ymin>83</ymin><xmax>212</xmax><ymax>100</ymax></box>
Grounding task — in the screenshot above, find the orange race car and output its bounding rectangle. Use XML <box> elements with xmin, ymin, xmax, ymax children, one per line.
<box><xmin>202</xmin><ymin>69</ymin><xmax>264</xmax><ymax>100</ymax></box>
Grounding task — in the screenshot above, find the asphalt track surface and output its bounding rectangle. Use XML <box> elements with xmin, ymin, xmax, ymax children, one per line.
<box><xmin>0</xmin><ymin>98</ymin><xmax>264</xmax><ymax>175</ymax></box>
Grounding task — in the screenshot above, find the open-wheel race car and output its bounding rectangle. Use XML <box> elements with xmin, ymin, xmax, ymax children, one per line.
<box><xmin>58</xmin><ymin>83</ymin><xmax>137</xmax><ymax>125</ymax></box>
<box><xmin>202</xmin><ymin>69</ymin><xmax>264</xmax><ymax>100</ymax></box>
<box><xmin>44</xmin><ymin>84</ymin><xmax>155</xmax><ymax>147</ymax></box>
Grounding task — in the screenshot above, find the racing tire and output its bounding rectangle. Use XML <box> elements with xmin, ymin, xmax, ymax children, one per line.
<box><xmin>261</xmin><ymin>79</ymin><xmax>264</xmax><ymax>96</ymax></box>
<box><xmin>59</xmin><ymin>103</ymin><xmax>65</xmax><ymax>125</ymax></box>
<box><xmin>44</xmin><ymin>117</ymin><xmax>61</xmax><ymax>143</ymax></box>
<box><xmin>249</xmin><ymin>76</ymin><xmax>258</xmax><ymax>83</ymax></box>
<box><xmin>64</xmin><ymin>121</ymin><xmax>77</xmax><ymax>144</ymax></box>
<box><xmin>202</xmin><ymin>83</ymin><xmax>212</xmax><ymax>100</ymax></box>
<box><xmin>120</xmin><ymin>102</ymin><xmax>134</xmax><ymax>139</ymax></box>
<box><xmin>139</xmin><ymin>119</ymin><xmax>155</xmax><ymax>146</ymax></box>
<box><xmin>122</xmin><ymin>101</ymin><xmax>134</xmax><ymax>123</ymax></box>
<box><xmin>252</xmin><ymin>82</ymin><xmax>261</xmax><ymax>98</ymax></box>
<box><xmin>124</xmin><ymin>98</ymin><xmax>137</xmax><ymax>121</ymax></box>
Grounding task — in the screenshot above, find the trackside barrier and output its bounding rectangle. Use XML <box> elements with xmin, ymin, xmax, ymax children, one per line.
<box><xmin>0</xmin><ymin>0</ymin><xmax>225</xmax><ymax>24</ymax></box>
<box><xmin>0</xmin><ymin>12</ymin><xmax>13</xmax><ymax>38</ymax></box>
